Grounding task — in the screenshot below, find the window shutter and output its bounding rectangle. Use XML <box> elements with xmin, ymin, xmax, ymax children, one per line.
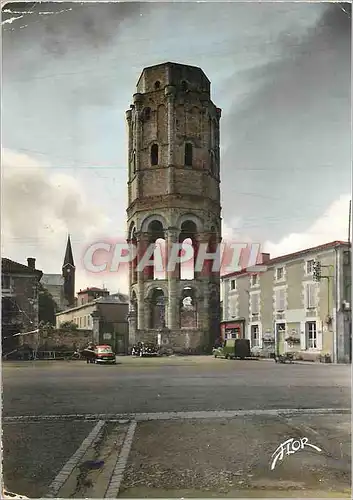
<box><xmin>275</xmin><ymin>289</ymin><xmax>279</xmax><ymax>310</ymax></box>
<box><xmin>308</xmin><ymin>283</ymin><xmax>313</xmax><ymax>307</ymax></box>
<box><xmin>300</xmin><ymin>323</ymin><xmax>306</xmax><ymax>350</ymax></box>
<box><xmin>251</xmin><ymin>294</ymin><xmax>254</xmax><ymax>312</ymax></box>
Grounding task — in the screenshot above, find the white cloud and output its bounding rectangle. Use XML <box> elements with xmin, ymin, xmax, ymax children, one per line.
<box><xmin>263</xmin><ymin>194</ymin><xmax>351</xmax><ymax>258</ymax></box>
<box><xmin>1</xmin><ymin>149</ymin><xmax>128</xmax><ymax>292</ymax></box>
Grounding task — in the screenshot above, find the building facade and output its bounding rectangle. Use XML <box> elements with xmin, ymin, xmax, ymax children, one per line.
<box><xmin>40</xmin><ymin>274</ymin><xmax>66</xmax><ymax>311</ymax></box>
<box><xmin>221</xmin><ymin>241</ymin><xmax>351</xmax><ymax>363</ymax></box>
<box><xmin>126</xmin><ymin>62</ymin><xmax>222</xmax><ymax>353</ymax></box>
<box><xmin>55</xmin><ymin>293</ymin><xmax>129</xmax><ymax>353</ymax></box>
<box><xmin>77</xmin><ymin>287</ymin><xmax>110</xmax><ymax>306</ymax></box>
<box><xmin>1</xmin><ymin>257</ymin><xmax>43</xmax><ymax>354</ymax></box>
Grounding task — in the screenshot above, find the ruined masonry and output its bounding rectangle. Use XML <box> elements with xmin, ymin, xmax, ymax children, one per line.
<box><xmin>126</xmin><ymin>62</ymin><xmax>222</xmax><ymax>353</ymax></box>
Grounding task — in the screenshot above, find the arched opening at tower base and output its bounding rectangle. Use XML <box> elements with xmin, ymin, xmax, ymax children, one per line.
<box><xmin>149</xmin><ymin>288</ymin><xmax>166</xmax><ymax>329</ymax></box>
<box><xmin>180</xmin><ymin>287</ymin><xmax>197</xmax><ymax>328</ymax></box>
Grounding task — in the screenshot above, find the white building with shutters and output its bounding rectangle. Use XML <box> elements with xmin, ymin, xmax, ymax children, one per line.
<box><xmin>221</xmin><ymin>241</ymin><xmax>351</xmax><ymax>363</ymax></box>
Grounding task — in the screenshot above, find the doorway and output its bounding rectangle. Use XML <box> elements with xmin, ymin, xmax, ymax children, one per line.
<box><xmin>275</xmin><ymin>323</ymin><xmax>286</xmax><ymax>355</ymax></box>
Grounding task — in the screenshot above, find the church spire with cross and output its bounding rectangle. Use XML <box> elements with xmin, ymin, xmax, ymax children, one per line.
<box><xmin>62</xmin><ymin>234</ymin><xmax>75</xmax><ymax>307</ymax></box>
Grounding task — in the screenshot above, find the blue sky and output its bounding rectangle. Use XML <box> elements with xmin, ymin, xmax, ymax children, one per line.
<box><xmin>2</xmin><ymin>1</ymin><xmax>351</xmax><ymax>293</ymax></box>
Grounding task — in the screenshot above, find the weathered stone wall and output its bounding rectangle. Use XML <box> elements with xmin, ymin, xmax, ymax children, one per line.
<box><xmin>24</xmin><ymin>329</ymin><xmax>93</xmax><ymax>351</ymax></box>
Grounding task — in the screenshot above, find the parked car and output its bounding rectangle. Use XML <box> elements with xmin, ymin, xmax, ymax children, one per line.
<box><xmin>213</xmin><ymin>338</ymin><xmax>251</xmax><ymax>360</ymax></box>
<box><xmin>132</xmin><ymin>342</ymin><xmax>159</xmax><ymax>357</ymax></box>
<box><xmin>94</xmin><ymin>344</ymin><xmax>116</xmax><ymax>364</ymax></box>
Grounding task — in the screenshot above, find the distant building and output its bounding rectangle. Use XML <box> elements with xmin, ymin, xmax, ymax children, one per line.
<box><xmin>77</xmin><ymin>287</ymin><xmax>110</xmax><ymax>306</ymax></box>
<box><xmin>221</xmin><ymin>241</ymin><xmax>351</xmax><ymax>363</ymax></box>
<box><xmin>1</xmin><ymin>257</ymin><xmax>43</xmax><ymax>354</ymax></box>
<box><xmin>55</xmin><ymin>291</ymin><xmax>129</xmax><ymax>354</ymax></box>
<box><xmin>40</xmin><ymin>274</ymin><xmax>65</xmax><ymax>311</ymax></box>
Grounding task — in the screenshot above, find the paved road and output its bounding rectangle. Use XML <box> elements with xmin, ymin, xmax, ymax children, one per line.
<box><xmin>2</xmin><ymin>357</ymin><xmax>351</xmax><ymax>498</ymax></box>
<box><xmin>3</xmin><ymin>356</ymin><xmax>351</xmax><ymax>416</ymax></box>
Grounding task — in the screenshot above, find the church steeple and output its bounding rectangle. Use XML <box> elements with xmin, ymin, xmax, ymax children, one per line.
<box><xmin>63</xmin><ymin>234</ymin><xmax>75</xmax><ymax>268</ymax></box>
<box><xmin>62</xmin><ymin>234</ymin><xmax>75</xmax><ymax>307</ymax></box>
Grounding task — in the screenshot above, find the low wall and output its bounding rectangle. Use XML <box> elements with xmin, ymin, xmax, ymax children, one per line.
<box><xmin>133</xmin><ymin>328</ymin><xmax>210</xmax><ymax>354</ymax></box>
<box><xmin>22</xmin><ymin>329</ymin><xmax>93</xmax><ymax>351</ymax></box>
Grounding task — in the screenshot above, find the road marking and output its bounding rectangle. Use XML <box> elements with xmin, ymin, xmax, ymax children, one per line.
<box><xmin>105</xmin><ymin>421</ymin><xmax>137</xmax><ymax>498</ymax></box>
<box><xmin>44</xmin><ymin>420</ymin><xmax>105</xmax><ymax>498</ymax></box>
<box><xmin>3</xmin><ymin>408</ymin><xmax>350</xmax><ymax>424</ymax></box>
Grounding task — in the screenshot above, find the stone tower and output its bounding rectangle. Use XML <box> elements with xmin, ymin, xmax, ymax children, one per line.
<box><xmin>126</xmin><ymin>62</ymin><xmax>221</xmax><ymax>353</ymax></box>
<box><xmin>62</xmin><ymin>235</ymin><xmax>75</xmax><ymax>307</ymax></box>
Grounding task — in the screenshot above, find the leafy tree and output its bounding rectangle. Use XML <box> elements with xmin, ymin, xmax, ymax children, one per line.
<box><xmin>38</xmin><ymin>283</ymin><xmax>58</xmax><ymax>326</ymax></box>
<box><xmin>59</xmin><ymin>320</ymin><xmax>78</xmax><ymax>331</ymax></box>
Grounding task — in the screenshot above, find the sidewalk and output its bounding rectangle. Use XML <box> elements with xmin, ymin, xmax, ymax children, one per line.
<box><xmin>120</xmin><ymin>413</ymin><xmax>351</xmax><ymax>498</ymax></box>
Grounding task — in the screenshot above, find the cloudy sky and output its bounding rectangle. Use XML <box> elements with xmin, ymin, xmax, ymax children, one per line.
<box><xmin>2</xmin><ymin>1</ymin><xmax>351</xmax><ymax>294</ymax></box>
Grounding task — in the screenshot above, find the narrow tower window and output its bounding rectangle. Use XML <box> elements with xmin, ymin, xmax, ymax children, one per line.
<box><xmin>211</xmin><ymin>151</ymin><xmax>217</xmax><ymax>175</ymax></box>
<box><xmin>151</xmin><ymin>144</ymin><xmax>159</xmax><ymax>166</ymax></box>
<box><xmin>144</xmin><ymin>107</ymin><xmax>151</xmax><ymax>121</ymax></box>
<box><xmin>133</xmin><ymin>150</ymin><xmax>136</xmax><ymax>173</ymax></box>
<box><xmin>154</xmin><ymin>81</ymin><xmax>161</xmax><ymax>90</ymax></box>
<box><xmin>181</xmin><ymin>80</ymin><xmax>188</xmax><ymax>91</ymax></box>
<box><xmin>185</xmin><ymin>143</ymin><xmax>193</xmax><ymax>167</ymax></box>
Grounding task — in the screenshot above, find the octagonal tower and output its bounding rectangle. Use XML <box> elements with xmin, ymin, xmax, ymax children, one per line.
<box><xmin>126</xmin><ymin>62</ymin><xmax>222</xmax><ymax>353</ymax></box>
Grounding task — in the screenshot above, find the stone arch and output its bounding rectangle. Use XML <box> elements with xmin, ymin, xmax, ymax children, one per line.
<box><xmin>145</xmin><ymin>281</ymin><xmax>168</xmax><ymax>299</ymax></box>
<box><xmin>180</xmin><ymin>286</ymin><xmax>198</xmax><ymax>328</ymax></box>
<box><xmin>147</xmin><ymin>287</ymin><xmax>166</xmax><ymax>329</ymax></box>
<box><xmin>180</xmin><ymin>220</ymin><xmax>197</xmax><ymax>242</ymax></box>
<box><xmin>176</xmin><ymin>213</ymin><xmax>204</xmax><ymax>233</ymax></box>
<box><xmin>128</xmin><ymin>221</ymin><xmax>136</xmax><ymax>240</ymax></box>
<box><xmin>140</xmin><ymin>214</ymin><xmax>168</xmax><ymax>233</ymax></box>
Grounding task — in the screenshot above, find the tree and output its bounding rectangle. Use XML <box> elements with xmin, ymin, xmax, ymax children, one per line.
<box><xmin>59</xmin><ymin>320</ymin><xmax>78</xmax><ymax>331</ymax></box>
<box><xmin>38</xmin><ymin>283</ymin><xmax>58</xmax><ymax>326</ymax></box>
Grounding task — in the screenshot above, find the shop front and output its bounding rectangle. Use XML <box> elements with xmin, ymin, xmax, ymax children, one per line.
<box><xmin>220</xmin><ymin>320</ymin><xmax>245</xmax><ymax>341</ymax></box>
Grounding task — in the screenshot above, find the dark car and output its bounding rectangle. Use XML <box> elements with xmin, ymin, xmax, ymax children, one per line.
<box><xmin>94</xmin><ymin>345</ymin><xmax>116</xmax><ymax>364</ymax></box>
<box><xmin>213</xmin><ymin>338</ymin><xmax>251</xmax><ymax>360</ymax></box>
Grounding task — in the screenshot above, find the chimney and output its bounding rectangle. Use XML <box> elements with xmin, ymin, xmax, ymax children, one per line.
<box><xmin>27</xmin><ymin>257</ymin><xmax>36</xmax><ymax>269</ymax></box>
<box><xmin>259</xmin><ymin>253</ymin><xmax>270</xmax><ymax>264</ymax></box>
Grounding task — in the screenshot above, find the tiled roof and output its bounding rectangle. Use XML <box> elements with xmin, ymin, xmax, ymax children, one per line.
<box><xmin>77</xmin><ymin>287</ymin><xmax>107</xmax><ymax>294</ymax></box>
<box><xmin>95</xmin><ymin>293</ymin><xmax>129</xmax><ymax>304</ymax></box>
<box><xmin>221</xmin><ymin>240</ymin><xmax>349</xmax><ymax>280</ymax></box>
<box><xmin>2</xmin><ymin>258</ymin><xmax>42</xmax><ymax>277</ymax></box>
